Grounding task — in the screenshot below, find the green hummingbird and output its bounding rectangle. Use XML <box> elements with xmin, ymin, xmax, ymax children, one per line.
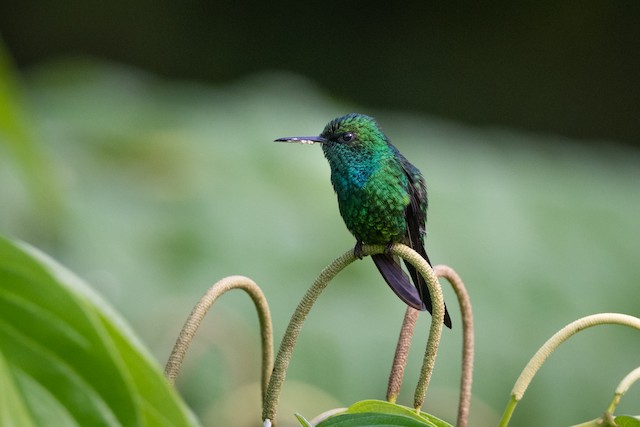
<box><xmin>276</xmin><ymin>113</ymin><xmax>451</xmax><ymax>328</ymax></box>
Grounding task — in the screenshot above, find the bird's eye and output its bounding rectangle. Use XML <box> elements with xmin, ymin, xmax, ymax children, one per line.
<box><xmin>338</xmin><ymin>132</ymin><xmax>354</xmax><ymax>143</ymax></box>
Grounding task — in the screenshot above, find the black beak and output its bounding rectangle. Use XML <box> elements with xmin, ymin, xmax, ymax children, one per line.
<box><xmin>274</xmin><ymin>136</ymin><xmax>327</xmax><ymax>145</ymax></box>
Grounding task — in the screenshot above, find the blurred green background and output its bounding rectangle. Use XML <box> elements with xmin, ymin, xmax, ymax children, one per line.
<box><xmin>2</xmin><ymin>1</ymin><xmax>640</xmax><ymax>145</ymax></box>
<box><xmin>1</xmin><ymin>2</ymin><xmax>639</xmax><ymax>426</ymax></box>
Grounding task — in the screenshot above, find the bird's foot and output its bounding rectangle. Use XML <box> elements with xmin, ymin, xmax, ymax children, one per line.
<box><xmin>353</xmin><ymin>241</ymin><xmax>364</xmax><ymax>259</ymax></box>
<box><xmin>384</xmin><ymin>242</ymin><xmax>395</xmax><ymax>255</ymax></box>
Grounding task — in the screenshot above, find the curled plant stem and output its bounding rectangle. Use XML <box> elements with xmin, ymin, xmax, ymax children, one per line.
<box><xmin>386</xmin><ymin>244</ymin><xmax>445</xmax><ymax>413</ymax></box>
<box><xmin>499</xmin><ymin>313</ymin><xmax>640</xmax><ymax>427</ymax></box>
<box><xmin>385</xmin><ymin>264</ymin><xmax>474</xmax><ymax>427</ymax></box>
<box><xmin>386</xmin><ymin>306</ymin><xmax>420</xmax><ymax>404</ymax></box>
<box><xmin>262</xmin><ymin>247</ymin><xmax>357</xmax><ymax>425</ymax></box>
<box><xmin>435</xmin><ymin>265</ymin><xmax>474</xmax><ymax>427</ymax></box>
<box><xmin>164</xmin><ymin>275</ymin><xmax>274</xmax><ymax>404</ymax></box>
<box><xmin>262</xmin><ymin>243</ymin><xmax>446</xmax><ymax>425</ymax></box>
<box><xmin>605</xmin><ymin>366</ymin><xmax>640</xmax><ymax>418</ymax></box>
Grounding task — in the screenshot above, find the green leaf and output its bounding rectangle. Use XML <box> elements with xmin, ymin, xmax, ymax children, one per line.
<box><xmin>0</xmin><ymin>350</ymin><xmax>37</xmax><ymax>426</ymax></box>
<box><xmin>418</xmin><ymin>412</ymin><xmax>452</xmax><ymax>427</ymax></box>
<box><xmin>569</xmin><ymin>419</ymin><xmax>601</xmax><ymax>427</ymax></box>
<box><xmin>295</xmin><ymin>413</ymin><xmax>314</xmax><ymax>427</ymax></box>
<box><xmin>615</xmin><ymin>416</ymin><xmax>640</xmax><ymax>427</ymax></box>
<box><xmin>313</xmin><ymin>400</ymin><xmax>453</xmax><ymax>427</ymax></box>
<box><xmin>0</xmin><ymin>235</ymin><xmax>199</xmax><ymax>426</ymax></box>
<box><xmin>346</xmin><ymin>400</ymin><xmax>452</xmax><ymax>427</ymax></box>
<box><xmin>0</xmin><ymin>41</ymin><xmax>63</xmax><ymax>237</ymax></box>
<box><xmin>571</xmin><ymin>416</ymin><xmax>640</xmax><ymax>427</ymax></box>
<box><xmin>316</xmin><ymin>412</ymin><xmax>434</xmax><ymax>427</ymax></box>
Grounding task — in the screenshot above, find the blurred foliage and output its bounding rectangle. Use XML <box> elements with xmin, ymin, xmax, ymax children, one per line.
<box><xmin>0</xmin><ymin>40</ymin><xmax>63</xmax><ymax>245</ymax></box>
<box><xmin>0</xmin><ymin>55</ymin><xmax>639</xmax><ymax>427</ymax></box>
<box><xmin>0</xmin><ymin>235</ymin><xmax>198</xmax><ymax>426</ymax></box>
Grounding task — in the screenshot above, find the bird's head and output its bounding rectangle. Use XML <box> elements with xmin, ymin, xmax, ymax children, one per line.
<box><xmin>275</xmin><ymin>113</ymin><xmax>389</xmax><ymax>153</ymax></box>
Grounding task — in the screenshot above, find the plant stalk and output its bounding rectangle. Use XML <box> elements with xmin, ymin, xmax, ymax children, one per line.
<box><xmin>605</xmin><ymin>366</ymin><xmax>640</xmax><ymax>417</ymax></box>
<box><xmin>499</xmin><ymin>313</ymin><xmax>640</xmax><ymax>427</ymax></box>
<box><xmin>387</xmin><ymin>306</ymin><xmax>420</xmax><ymax>404</ymax></box>
<box><xmin>164</xmin><ymin>275</ymin><xmax>274</xmax><ymax>404</ymax></box>
<box><xmin>385</xmin><ymin>262</ymin><xmax>473</xmax><ymax>427</ymax></box>
<box><xmin>262</xmin><ymin>247</ymin><xmax>357</xmax><ymax>424</ymax></box>
<box><xmin>263</xmin><ymin>243</ymin><xmax>446</xmax><ymax>425</ymax></box>
<box><xmin>435</xmin><ymin>264</ymin><xmax>474</xmax><ymax>427</ymax></box>
<box><xmin>385</xmin><ymin>244</ymin><xmax>444</xmax><ymax>412</ymax></box>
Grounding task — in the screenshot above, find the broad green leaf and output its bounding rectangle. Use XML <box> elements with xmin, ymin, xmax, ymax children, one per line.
<box><xmin>316</xmin><ymin>412</ymin><xmax>434</xmax><ymax>427</ymax></box>
<box><xmin>313</xmin><ymin>400</ymin><xmax>453</xmax><ymax>427</ymax></box>
<box><xmin>346</xmin><ymin>400</ymin><xmax>452</xmax><ymax>427</ymax></box>
<box><xmin>418</xmin><ymin>412</ymin><xmax>452</xmax><ymax>427</ymax></box>
<box><xmin>0</xmin><ymin>235</ymin><xmax>199</xmax><ymax>426</ymax></box>
<box><xmin>615</xmin><ymin>416</ymin><xmax>640</xmax><ymax>427</ymax></box>
<box><xmin>0</xmin><ymin>350</ymin><xmax>37</xmax><ymax>426</ymax></box>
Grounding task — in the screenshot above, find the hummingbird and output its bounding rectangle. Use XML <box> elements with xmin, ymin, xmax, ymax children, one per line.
<box><xmin>276</xmin><ymin>113</ymin><xmax>451</xmax><ymax>328</ymax></box>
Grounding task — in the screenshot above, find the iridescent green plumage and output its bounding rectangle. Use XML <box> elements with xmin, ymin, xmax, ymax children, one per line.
<box><xmin>276</xmin><ymin>113</ymin><xmax>451</xmax><ymax>328</ymax></box>
<box><xmin>320</xmin><ymin>114</ymin><xmax>416</xmax><ymax>245</ymax></box>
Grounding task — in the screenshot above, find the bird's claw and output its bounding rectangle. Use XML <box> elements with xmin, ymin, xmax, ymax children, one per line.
<box><xmin>353</xmin><ymin>241</ymin><xmax>364</xmax><ymax>259</ymax></box>
<box><xmin>384</xmin><ymin>242</ymin><xmax>394</xmax><ymax>255</ymax></box>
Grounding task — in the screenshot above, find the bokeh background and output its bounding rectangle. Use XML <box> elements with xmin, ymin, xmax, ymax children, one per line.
<box><xmin>1</xmin><ymin>2</ymin><xmax>639</xmax><ymax>426</ymax></box>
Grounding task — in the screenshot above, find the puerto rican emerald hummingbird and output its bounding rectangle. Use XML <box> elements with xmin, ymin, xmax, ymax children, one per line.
<box><xmin>276</xmin><ymin>113</ymin><xmax>452</xmax><ymax>328</ymax></box>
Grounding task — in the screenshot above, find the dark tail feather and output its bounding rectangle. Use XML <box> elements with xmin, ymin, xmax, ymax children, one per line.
<box><xmin>404</xmin><ymin>260</ymin><xmax>452</xmax><ymax>329</ymax></box>
<box><xmin>372</xmin><ymin>253</ymin><xmax>453</xmax><ymax>329</ymax></box>
<box><xmin>371</xmin><ymin>254</ymin><xmax>423</xmax><ymax>310</ymax></box>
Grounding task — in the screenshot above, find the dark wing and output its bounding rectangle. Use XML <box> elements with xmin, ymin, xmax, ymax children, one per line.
<box><xmin>396</xmin><ymin>147</ymin><xmax>452</xmax><ymax>328</ymax></box>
